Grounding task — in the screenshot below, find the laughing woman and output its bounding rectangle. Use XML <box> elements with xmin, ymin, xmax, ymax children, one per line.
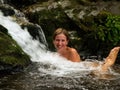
<box><xmin>52</xmin><ymin>28</ymin><xmax>120</xmax><ymax>72</ymax></box>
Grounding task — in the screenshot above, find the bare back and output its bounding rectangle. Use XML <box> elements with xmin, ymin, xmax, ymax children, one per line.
<box><xmin>60</xmin><ymin>47</ymin><xmax>81</xmax><ymax>62</ymax></box>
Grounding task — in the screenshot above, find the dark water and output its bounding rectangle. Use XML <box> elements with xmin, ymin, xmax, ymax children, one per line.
<box><xmin>0</xmin><ymin>63</ymin><xmax>120</xmax><ymax>90</ymax></box>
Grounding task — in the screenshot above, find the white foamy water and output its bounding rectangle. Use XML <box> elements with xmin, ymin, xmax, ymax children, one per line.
<box><xmin>0</xmin><ymin>12</ymin><xmax>104</xmax><ymax>77</ymax></box>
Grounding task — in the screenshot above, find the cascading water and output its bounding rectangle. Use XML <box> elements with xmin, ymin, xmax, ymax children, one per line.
<box><xmin>0</xmin><ymin>0</ymin><xmax>4</xmax><ymax>4</ymax></box>
<box><xmin>0</xmin><ymin>10</ymin><xmax>120</xmax><ymax>90</ymax></box>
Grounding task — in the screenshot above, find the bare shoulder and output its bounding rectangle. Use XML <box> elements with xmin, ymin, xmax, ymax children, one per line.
<box><xmin>68</xmin><ymin>47</ymin><xmax>78</xmax><ymax>53</ymax></box>
<box><xmin>68</xmin><ymin>47</ymin><xmax>81</xmax><ymax>62</ymax></box>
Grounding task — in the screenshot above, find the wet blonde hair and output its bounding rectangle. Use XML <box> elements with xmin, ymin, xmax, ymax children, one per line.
<box><xmin>53</xmin><ymin>28</ymin><xmax>70</xmax><ymax>41</ymax></box>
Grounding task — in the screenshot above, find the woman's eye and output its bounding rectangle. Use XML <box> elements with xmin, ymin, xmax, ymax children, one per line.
<box><xmin>55</xmin><ymin>39</ymin><xmax>60</xmax><ymax>41</ymax></box>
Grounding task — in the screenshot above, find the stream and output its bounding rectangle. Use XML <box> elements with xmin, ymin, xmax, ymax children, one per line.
<box><xmin>0</xmin><ymin>9</ymin><xmax>120</xmax><ymax>90</ymax></box>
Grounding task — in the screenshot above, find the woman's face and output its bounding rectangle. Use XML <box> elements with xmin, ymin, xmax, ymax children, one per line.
<box><xmin>53</xmin><ymin>33</ymin><xmax>68</xmax><ymax>50</ymax></box>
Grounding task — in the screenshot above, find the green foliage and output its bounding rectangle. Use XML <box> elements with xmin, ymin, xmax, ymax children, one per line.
<box><xmin>0</xmin><ymin>31</ymin><xmax>30</xmax><ymax>66</ymax></box>
<box><xmin>79</xmin><ymin>12</ymin><xmax>120</xmax><ymax>53</ymax></box>
<box><xmin>96</xmin><ymin>14</ymin><xmax>120</xmax><ymax>45</ymax></box>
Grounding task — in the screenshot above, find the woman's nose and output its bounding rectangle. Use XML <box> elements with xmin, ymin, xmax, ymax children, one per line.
<box><xmin>58</xmin><ymin>41</ymin><xmax>62</xmax><ymax>45</ymax></box>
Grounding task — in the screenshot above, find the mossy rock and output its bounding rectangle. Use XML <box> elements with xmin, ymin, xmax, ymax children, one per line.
<box><xmin>0</xmin><ymin>25</ymin><xmax>31</xmax><ymax>72</ymax></box>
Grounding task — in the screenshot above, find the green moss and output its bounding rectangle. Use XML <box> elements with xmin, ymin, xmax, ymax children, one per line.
<box><xmin>0</xmin><ymin>55</ymin><xmax>29</xmax><ymax>66</ymax></box>
<box><xmin>0</xmin><ymin>30</ymin><xmax>30</xmax><ymax>67</ymax></box>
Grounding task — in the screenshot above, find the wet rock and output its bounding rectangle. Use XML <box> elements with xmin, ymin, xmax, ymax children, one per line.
<box><xmin>0</xmin><ymin>25</ymin><xmax>31</xmax><ymax>73</ymax></box>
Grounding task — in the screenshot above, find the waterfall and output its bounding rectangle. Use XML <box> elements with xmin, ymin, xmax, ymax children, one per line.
<box><xmin>0</xmin><ymin>11</ymin><xmax>47</xmax><ymax>62</ymax></box>
<box><xmin>0</xmin><ymin>0</ymin><xmax>4</xmax><ymax>4</ymax></box>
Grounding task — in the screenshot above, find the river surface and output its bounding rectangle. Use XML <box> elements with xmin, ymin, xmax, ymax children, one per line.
<box><xmin>0</xmin><ymin>62</ymin><xmax>120</xmax><ymax>90</ymax></box>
